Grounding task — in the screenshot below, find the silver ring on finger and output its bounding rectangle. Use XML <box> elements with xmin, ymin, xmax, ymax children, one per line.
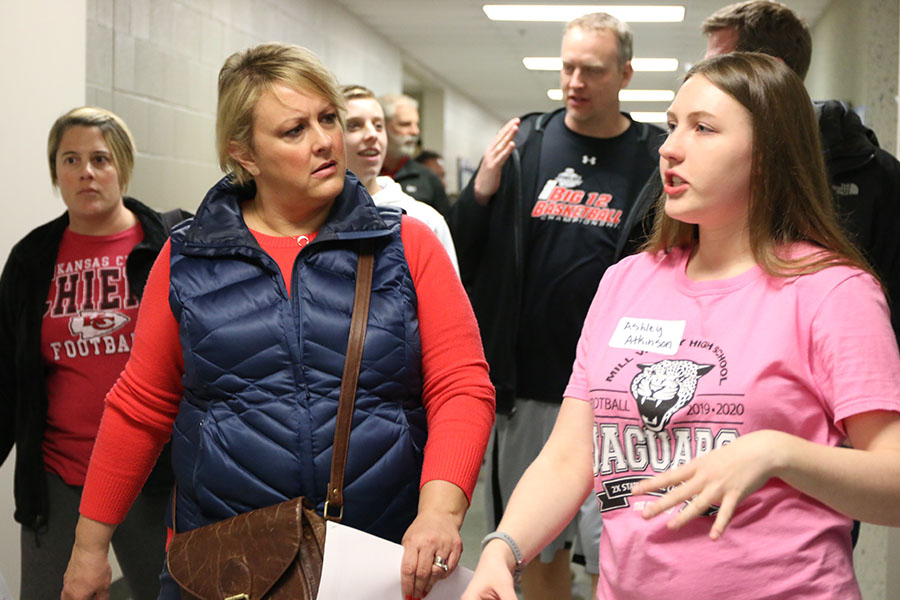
<box><xmin>433</xmin><ymin>555</ymin><xmax>449</xmax><ymax>572</ymax></box>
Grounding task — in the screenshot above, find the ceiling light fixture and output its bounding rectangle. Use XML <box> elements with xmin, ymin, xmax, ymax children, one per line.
<box><xmin>632</xmin><ymin>58</ymin><xmax>679</xmax><ymax>71</ymax></box>
<box><xmin>485</xmin><ymin>5</ymin><xmax>685</xmax><ymax>22</ymax></box>
<box><xmin>619</xmin><ymin>89</ymin><xmax>674</xmax><ymax>101</ymax></box>
<box><xmin>524</xmin><ymin>57</ymin><xmax>679</xmax><ymax>72</ymax></box>
<box><xmin>630</xmin><ymin>111</ymin><xmax>668</xmax><ymax>123</ymax></box>
<box><xmin>547</xmin><ymin>89</ymin><xmax>674</xmax><ymax>101</ymax></box>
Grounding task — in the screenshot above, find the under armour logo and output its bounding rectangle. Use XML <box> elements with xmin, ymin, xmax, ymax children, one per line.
<box><xmin>582</xmin><ymin>155</ymin><xmax>596</xmax><ymax>165</ymax></box>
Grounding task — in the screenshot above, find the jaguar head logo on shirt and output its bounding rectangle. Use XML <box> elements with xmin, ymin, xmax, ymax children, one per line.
<box><xmin>630</xmin><ymin>359</ymin><xmax>714</xmax><ymax>432</ymax></box>
<box><xmin>69</xmin><ymin>311</ymin><xmax>131</xmax><ymax>339</ymax></box>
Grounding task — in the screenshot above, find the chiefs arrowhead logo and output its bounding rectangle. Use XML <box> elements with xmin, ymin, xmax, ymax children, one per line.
<box><xmin>69</xmin><ymin>311</ymin><xmax>130</xmax><ymax>339</ymax></box>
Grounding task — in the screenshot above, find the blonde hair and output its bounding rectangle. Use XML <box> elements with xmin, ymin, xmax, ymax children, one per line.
<box><xmin>566</xmin><ymin>12</ymin><xmax>633</xmax><ymax>68</ymax></box>
<box><xmin>47</xmin><ymin>106</ymin><xmax>135</xmax><ymax>191</ymax></box>
<box><xmin>646</xmin><ymin>52</ymin><xmax>873</xmax><ymax>280</ymax></box>
<box><xmin>217</xmin><ymin>42</ymin><xmax>345</xmax><ymax>185</ymax></box>
<box><xmin>341</xmin><ymin>84</ymin><xmax>377</xmax><ymax>102</ymax></box>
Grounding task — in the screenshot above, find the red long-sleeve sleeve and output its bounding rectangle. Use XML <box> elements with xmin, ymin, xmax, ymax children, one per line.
<box><xmin>401</xmin><ymin>217</ymin><xmax>495</xmax><ymax>499</ymax></box>
<box><xmin>80</xmin><ymin>216</ymin><xmax>494</xmax><ymax>524</ymax></box>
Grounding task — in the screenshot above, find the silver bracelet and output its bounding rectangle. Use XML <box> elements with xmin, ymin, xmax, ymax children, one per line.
<box><xmin>481</xmin><ymin>531</ymin><xmax>524</xmax><ymax>582</ymax></box>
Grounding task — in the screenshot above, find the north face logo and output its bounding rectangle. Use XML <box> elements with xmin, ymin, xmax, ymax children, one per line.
<box><xmin>832</xmin><ymin>182</ymin><xmax>859</xmax><ymax>196</ymax></box>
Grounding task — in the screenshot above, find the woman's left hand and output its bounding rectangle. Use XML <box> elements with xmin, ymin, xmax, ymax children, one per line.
<box><xmin>400</xmin><ymin>480</ymin><xmax>468</xmax><ymax>600</ymax></box>
<box><xmin>631</xmin><ymin>430</ymin><xmax>784</xmax><ymax>539</ymax></box>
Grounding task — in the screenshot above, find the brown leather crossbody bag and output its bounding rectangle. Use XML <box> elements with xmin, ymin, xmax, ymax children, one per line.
<box><xmin>166</xmin><ymin>242</ymin><xmax>375</xmax><ymax>600</ymax></box>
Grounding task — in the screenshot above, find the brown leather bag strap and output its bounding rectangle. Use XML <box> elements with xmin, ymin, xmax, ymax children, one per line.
<box><xmin>170</xmin><ymin>240</ymin><xmax>376</xmax><ymax>531</ymax></box>
<box><xmin>324</xmin><ymin>239</ymin><xmax>375</xmax><ymax>521</ymax></box>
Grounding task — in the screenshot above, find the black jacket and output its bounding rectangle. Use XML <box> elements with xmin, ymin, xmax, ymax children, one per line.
<box><xmin>626</xmin><ymin>101</ymin><xmax>900</xmax><ymax>343</ymax></box>
<box><xmin>0</xmin><ymin>197</ymin><xmax>189</xmax><ymax>530</ymax></box>
<box><xmin>817</xmin><ymin>100</ymin><xmax>900</xmax><ymax>338</ymax></box>
<box><xmin>394</xmin><ymin>159</ymin><xmax>452</xmax><ymax>217</ymax></box>
<box><xmin>449</xmin><ymin>110</ymin><xmax>663</xmax><ymax>413</ymax></box>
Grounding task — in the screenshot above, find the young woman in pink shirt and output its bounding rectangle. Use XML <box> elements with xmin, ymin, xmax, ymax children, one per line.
<box><xmin>465</xmin><ymin>52</ymin><xmax>900</xmax><ymax>600</ymax></box>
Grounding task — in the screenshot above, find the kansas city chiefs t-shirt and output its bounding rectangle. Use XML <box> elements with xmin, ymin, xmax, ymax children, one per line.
<box><xmin>41</xmin><ymin>224</ymin><xmax>143</xmax><ymax>486</ymax></box>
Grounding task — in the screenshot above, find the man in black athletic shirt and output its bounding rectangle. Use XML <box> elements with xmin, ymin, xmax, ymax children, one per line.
<box><xmin>449</xmin><ymin>12</ymin><xmax>663</xmax><ymax>599</ymax></box>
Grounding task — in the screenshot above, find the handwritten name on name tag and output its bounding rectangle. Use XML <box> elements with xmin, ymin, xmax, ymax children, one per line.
<box><xmin>609</xmin><ymin>317</ymin><xmax>685</xmax><ymax>355</ymax></box>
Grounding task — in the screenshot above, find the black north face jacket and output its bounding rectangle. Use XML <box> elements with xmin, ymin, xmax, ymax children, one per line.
<box><xmin>816</xmin><ymin>100</ymin><xmax>900</xmax><ymax>340</ymax></box>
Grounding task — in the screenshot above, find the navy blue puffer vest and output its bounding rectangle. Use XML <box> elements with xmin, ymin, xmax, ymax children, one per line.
<box><xmin>167</xmin><ymin>173</ymin><xmax>425</xmax><ymax>543</ymax></box>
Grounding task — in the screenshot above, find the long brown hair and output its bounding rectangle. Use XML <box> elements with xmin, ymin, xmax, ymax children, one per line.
<box><xmin>646</xmin><ymin>52</ymin><xmax>874</xmax><ymax>280</ymax></box>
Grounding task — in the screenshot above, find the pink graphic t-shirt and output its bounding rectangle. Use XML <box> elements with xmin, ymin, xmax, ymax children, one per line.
<box><xmin>564</xmin><ymin>245</ymin><xmax>900</xmax><ymax>599</ymax></box>
<box><xmin>41</xmin><ymin>224</ymin><xmax>144</xmax><ymax>486</ymax></box>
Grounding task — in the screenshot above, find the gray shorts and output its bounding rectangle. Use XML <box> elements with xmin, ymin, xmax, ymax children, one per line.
<box><xmin>485</xmin><ymin>398</ymin><xmax>602</xmax><ymax>574</ymax></box>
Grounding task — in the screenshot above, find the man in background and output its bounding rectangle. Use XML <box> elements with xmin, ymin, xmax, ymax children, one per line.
<box><xmin>415</xmin><ymin>149</ymin><xmax>447</xmax><ymax>188</ymax></box>
<box><xmin>379</xmin><ymin>94</ymin><xmax>451</xmax><ymax>216</ymax></box>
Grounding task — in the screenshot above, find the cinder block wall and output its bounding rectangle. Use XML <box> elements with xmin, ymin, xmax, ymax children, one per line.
<box><xmin>84</xmin><ymin>0</ymin><xmax>406</xmax><ymax>213</ymax></box>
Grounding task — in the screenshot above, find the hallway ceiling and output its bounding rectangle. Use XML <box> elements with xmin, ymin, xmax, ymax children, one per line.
<box><xmin>335</xmin><ymin>0</ymin><xmax>834</xmax><ymax>122</ymax></box>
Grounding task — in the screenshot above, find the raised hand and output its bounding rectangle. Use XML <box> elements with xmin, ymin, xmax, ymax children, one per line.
<box><xmin>472</xmin><ymin>118</ymin><xmax>520</xmax><ymax>205</ymax></box>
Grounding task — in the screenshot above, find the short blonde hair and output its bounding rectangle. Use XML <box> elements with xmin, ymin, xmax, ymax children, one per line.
<box><xmin>566</xmin><ymin>12</ymin><xmax>633</xmax><ymax>68</ymax></box>
<box><xmin>341</xmin><ymin>84</ymin><xmax>377</xmax><ymax>103</ymax></box>
<box><xmin>217</xmin><ymin>42</ymin><xmax>345</xmax><ymax>185</ymax></box>
<box><xmin>47</xmin><ymin>106</ymin><xmax>135</xmax><ymax>191</ymax></box>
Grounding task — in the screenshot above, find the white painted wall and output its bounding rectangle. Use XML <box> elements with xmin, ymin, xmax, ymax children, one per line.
<box><xmin>443</xmin><ymin>87</ymin><xmax>506</xmax><ymax>194</ymax></box>
<box><xmin>808</xmin><ymin>0</ymin><xmax>899</xmax><ymax>156</ymax></box>
<box><xmin>860</xmin><ymin>0</ymin><xmax>899</xmax><ymax>157</ymax></box>
<box><xmin>807</xmin><ymin>0</ymin><xmax>865</xmax><ymax>108</ymax></box>
<box><xmin>0</xmin><ymin>4</ymin><xmax>87</xmax><ymax>596</ymax></box>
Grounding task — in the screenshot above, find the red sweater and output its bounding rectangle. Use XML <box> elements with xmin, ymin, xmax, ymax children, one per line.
<box><xmin>80</xmin><ymin>215</ymin><xmax>494</xmax><ymax>525</ymax></box>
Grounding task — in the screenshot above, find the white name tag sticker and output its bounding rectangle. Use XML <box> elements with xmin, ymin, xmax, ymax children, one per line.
<box><xmin>609</xmin><ymin>317</ymin><xmax>685</xmax><ymax>355</ymax></box>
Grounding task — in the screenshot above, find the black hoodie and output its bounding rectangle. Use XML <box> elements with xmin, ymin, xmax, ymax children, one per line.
<box><xmin>816</xmin><ymin>100</ymin><xmax>900</xmax><ymax>341</ymax></box>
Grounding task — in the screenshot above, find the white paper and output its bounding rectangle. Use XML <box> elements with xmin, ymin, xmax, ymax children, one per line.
<box><xmin>609</xmin><ymin>317</ymin><xmax>685</xmax><ymax>355</ymax></box>
<box><xmin>316</xmin><ymin>520</ymin><xmax>474</xmax><ymax>599</ymax></box>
